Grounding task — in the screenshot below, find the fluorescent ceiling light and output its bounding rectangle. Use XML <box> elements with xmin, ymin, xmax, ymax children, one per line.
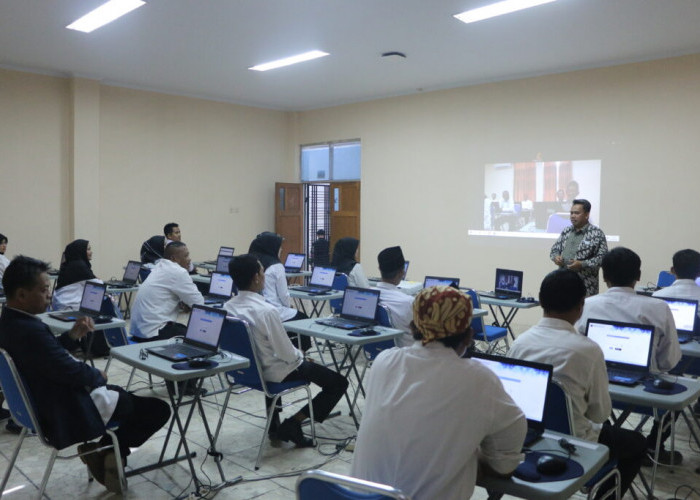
<box><xmin>454</xmin><ymin>0</ymin><xmax>557</xmax><ymax>24</ymax></box>
<box><xmin>67</xmin><ymin>0</ymin><xmax>145</xmax><ymax>33</ymax></box>
<box><xmin>249</xmin><ymin>50</ymin><xmax>330</xmax><ymax>72</ymax></box>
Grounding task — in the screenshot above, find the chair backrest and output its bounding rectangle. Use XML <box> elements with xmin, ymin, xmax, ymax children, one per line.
<box><xmin>464</xmin><ymin>289</ymin><xmax>486</xmax><ymax>338</ymax></box>
<box><xmin>296</xmin><ymin>469</ymin><xmax>411</xmax><ymax>500</ymax></box>
<box><xmin>330</xmin><ymin>273</ymin><xmax>349</xmax><ymax>313</ymax></box>
<box><xmin>219</xmin><ymin>317</ymin><xmax>267</xmax><ymax>392</ymax></box>
<box><xmin>0</xmin><ymin>349</ymin><xmax>45</xmax><ymax>441</ymax></box>
<box><xmin>138</xmin><ymin>267</ymin><xmax>151</xmax><ymax>283</ymax></box>
<box><xmin>100</xmin><ymin>295</ymin><xmax>129</xmax><ymax>348</ymax></box>
<box><xmin>543</xmin><ymin>379</ymin><xmax>574</xmax><ymax>435</ymax></box>
<box><xmin>363</xmin><ymin>305</ymin><xmax>397</xmax><ymax>360</ymax></box>
<box><xmin>657</xmin><ymin>270</ymin><xmax>675</xmax><ymax>288</ymax></box>
<box><xmin>375</xmin><ymin>304</ymin><xmax>393</xmax><ymax>328</ymax></box>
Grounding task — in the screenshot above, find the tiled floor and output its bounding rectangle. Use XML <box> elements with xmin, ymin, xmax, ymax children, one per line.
<box><xmin>2</xmin><ymin>333</ymin><xmax>700</xmax><ymax>499</ymax></box>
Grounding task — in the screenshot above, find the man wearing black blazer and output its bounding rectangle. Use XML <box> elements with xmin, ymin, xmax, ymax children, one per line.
<box><xmin>0</xmin><ymin>256</ymin><xmax>170</xmax><ymax>493</ymax></box>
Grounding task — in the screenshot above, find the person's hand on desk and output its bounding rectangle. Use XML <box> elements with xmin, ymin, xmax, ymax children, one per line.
<box><xmin>68</xmin><ymin>316</ymin><xmax>95</xmax><ymax>340</ymax></box>
<box><xmin>179</xmin><ymin>302</ymin><xmax>192</xmax><ymax>312</ymax></box>
<box><xmin>567</xmin><ymin>260</ymin><xmax>584</xmax><ymax>271</ymax></box>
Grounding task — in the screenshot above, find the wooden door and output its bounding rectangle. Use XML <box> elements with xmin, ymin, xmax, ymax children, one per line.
<box><xmin>274</xmin><ymin>183</ymin><xmax>303</xmax><ymax>262</ymax></box>
<box><xmin>329</xmin><ymin>181</ymin><xmax>361</xmax><ymax>258</ymax></box>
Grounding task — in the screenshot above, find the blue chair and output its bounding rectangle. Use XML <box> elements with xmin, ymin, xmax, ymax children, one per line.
<box><xmin>0</xmin><ymin>348</ymin><xmax>126</xmax><ymax>497</ymax></box>
<box><xmin>296</xmin><ymin>469</ymin><xmax>411</xmax><ymax>500</ymax></box>
<box><xmin>330</xmin><ymin>273</ymin><xmax>349</xmax><ymax>314</ymax></box>
<box><xmin>657</xmin><ymin>271</ymin><xmax>675</xmax><ymax>288</ymax></box>
<box><xmin>546</xmin><ymin>380</ymin><xmax>621</xmax><ymax>500</ymax></box>
<box><xmin>363</xmin><ymin>305</ymin><xmax>398</xmax><ymax>360</ymax></box>
<box><xmin>216</xmin><ymin>317</ymin><xmax>316</xmax><ymax>470</ymax></box>
<box><xmin>138</xmin><ymin>266</ymin><xmax>151</xmax><ymax>283</ymax></box>
<box><xmin>464</xmin><ymin>290</ymin><xmax>508</xmax><ymax>354</ymax></box>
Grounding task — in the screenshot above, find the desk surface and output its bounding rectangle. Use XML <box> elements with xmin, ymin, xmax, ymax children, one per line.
<box><xmin>680</xmin><ymin>339</ymin><xmax>700</xmax><ymax>358</ymax></box>
<box><xmin>609</xmin><ymin>376</ymin><xmax>700</xmax><ymax>411</ymax></box>
<box><xmin>106</xmin><ymin>285</ymin><xmax>139</xmax><ymax>294</ymax></box>
<box><xmin>283</xmin><ymin>318</ymin><xmax>404</xmax><ymax>346</ymax></box>
<box><xmin>477</xmin><ymin>431</ymin><xmax>609</xmax><ymax>500</ymax></box>
<box><xmin>110</xmin><ymin>340</ymin><xmax>249</xmax><ymax>382</ymax></box>
<box><xmin>478</xmin><ymin>295</ymin><xmax>541</xmax><ymax>309</ymax></box>
<box><xmin>38</xmin><ymin>312</ymin><xmax>127</xmax><ymax>333</ymax></box>
<box><xmin>288</xmin><ymin>288</ymin><xmax>345</xmax><ymax>301</ymax></box>
<box><xmin>286</xmin><ymin>270</ymin><xmax>312</xmax><ymax>278</ymax></box>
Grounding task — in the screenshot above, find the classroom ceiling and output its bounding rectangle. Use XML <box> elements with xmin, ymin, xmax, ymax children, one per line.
<box><xmin>2</xmin><ymin>0</ymin><xmax>700</xmax><ymax>111</ymax></box>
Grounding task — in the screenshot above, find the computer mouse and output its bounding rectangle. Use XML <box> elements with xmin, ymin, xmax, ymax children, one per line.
<box><xmin>652</xmin><ymin>378</ymin><xmax>674</xmax><ymax>390</ymax></box>
<box><xmin>535</xmin><ymin>454</ymin><xmax>567</xmax><ymax>475</ymax></box>
<box><xmin>94</xmin><ymin>315</ymin><xmax>112</xmax><ymax>324</ymax></box>
<box><xmin>188</xmin><ymin>357</ymin><xmax>211</xmax><ymax>369</ymax></box>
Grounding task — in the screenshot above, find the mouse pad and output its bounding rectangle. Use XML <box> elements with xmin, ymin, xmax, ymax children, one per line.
<box><xmin>642</xmin><ymin>380</ymin><xmax>687</xmax><ymax>395</ymax></box>
<box><xmin>513</xmin><ymin>451</ymin><xmax>583</xmax><ymax>483</ymax></box>
<box><xmin>172</xmin><ymin>360</ymin><xmax>219</xmax><ymax>370</ymax></box>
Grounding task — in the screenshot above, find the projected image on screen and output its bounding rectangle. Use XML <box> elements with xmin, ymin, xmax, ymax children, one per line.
<box><xmin>474</xmin><ymin>159</ymin><xmax>601</xmax><ymax>239</ymax></box>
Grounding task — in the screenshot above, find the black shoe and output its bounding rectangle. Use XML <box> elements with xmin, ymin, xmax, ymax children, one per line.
<box><xmin>5</xmin><ymin>419</ymin><xmax>22</xmax><ymax>435</ymax></box>
<box><xmin>642</xmin><ymin>448</ymin><xmax>683</xmax><ymax>466</ymax></box>
<box><xmin>0</xmin><ymin>407</ymin><xmax>11</xmax><ymax>421</ymax></box>
<box><xmin>276</xmin><ymin>418</ymin><xmax>314</xmax><ymax>448</ymax></box>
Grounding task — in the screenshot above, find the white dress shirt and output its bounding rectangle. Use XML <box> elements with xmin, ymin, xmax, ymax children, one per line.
<box><xmin>351</xmin><ymin>342</ymin><xmax>526</xmax><ymax>500</ymax></box>
<box><xmin>0</xmin><ymin>253</ymin><xmax>9</xmax><ymax>279</ymax></box>
<box><xmin>130</xmin><ymin>259</ymin><xmax>204</xmax><ymax>339</ymax></box>
<box><xmin>348</xmin><ymin>263</ymin><xmax>370</xmax><ymax>288</ymax></box>
<box><xmin>508</xmin><ymin>317</ymin><xmax>611</xmax><ymax>441</ymax></box>
<box><xmin>51</xmin><ymin>278</ymin><xmax>104</xmax><ymax>311</ymax></box>
<box><xmin>653</xmin><ymin>279</ymin><xmax>700</xmax><ymax>320</ymax></box>
<box><xmin>223</xmin><ymin>290</ymin><xmax>303</xmax><ymax>382</ymax></box>
<box><xmin>575</xmin><ymin>287</ymin><xmax>681</xmax><ymax>373</ymax></box>
<box><xmin>374</xmin><ymin>281</ymin><xmax>415</xmax><ymax>347</ymax></box>
<box><xmin>262</xmin><ymin>263</ymin><xmax>297</xmax><ymax>322</ymax></box>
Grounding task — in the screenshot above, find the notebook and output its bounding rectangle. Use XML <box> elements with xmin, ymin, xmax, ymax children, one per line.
<box><xmin>657</xmin><ymin>297</ymin><xmax>698</xmax><ymax>343</ymax></box>
<box><xmin>49</xmin><ymin>281</ymin><xmax>107</xmax><ymax>321</ymax></box>
<box><xmin>147</xmin><ymin>305</ymin><xmax>226</xmax><ymax>361</ymax></box>
<box><xmin>105</xmin><ymin>260</ymin><xmax>141</xmax><ymax>287</ymax></box>
<box><xmin>470</xmin><ymin>352</ymin><xmax>553</xmax><ymax>447</ymax></box>
<box><xmin>204</xmin><ymin>246</ymin><xmax>234</xmax><ymax>266</ymax></box>
<box><xmin>316</xmin><ymin>286</ymin><xmax>380</xmax><ymax>329</ymax></box>
<box><xmin>423</xmin><ymin>276</ymin><xmax>461</xmax><ymax>288</ymax></box>
<box><xmin>203</xmin><ymin>272</ymin><xmax>234</xmax><ymax>305</ymax></box>
<box><xmin>284</xmin><ymin>253</ymin><xmax>306</xmax><ymax>273</ymax></box>
<box><xmin>294</xmin><ymin>266</ymin><xmax>337</xmax><ymax>293</ymax></box>
<box><xmin>585</xmin><ymin>319</ymin><xmax>655</xmax><ymax>386</ymax></box>
<box><xmin>481</xmin><ymin>268</ymin><xmax>523</xmax><ymax>299</ymax></box>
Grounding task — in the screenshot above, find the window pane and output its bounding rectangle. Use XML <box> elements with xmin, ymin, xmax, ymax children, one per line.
<box><xmin>332</xmin><ymin>142</ymin><xmax>361</xmax><ymax>180</ymax></box>
<box><xmin>301</xmin><ymin>145</ymin><xmax>329</xmax><ymax>181</ymax></box>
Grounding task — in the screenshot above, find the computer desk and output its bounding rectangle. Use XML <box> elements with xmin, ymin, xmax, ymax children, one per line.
<box><xmin>478</xmin><ymin>295</ymin><xmax>540</xmax><ymax>339</ymax></box>
<box><xmin>477</xmin><ymin>430</ymin><xmax>609</xmax><ymax>500</ymax></box>
<box><xmin>38</xmin><ymin>312</ymin><xmax>126</xmax><ymax>334</ymax></box>
<box><xmin>109</xmin><ymin>341</ymin><xmax>250</xmax><ymax>497</ymax></box>
<box><xmin>288</xmin><ymin>288</ymin><xmax>344</xmax><ymax>317</ymax></box>
<box><xmin>283</xmin><ymin>318</ymin><xmax>404</xmax><ymax>427</ymax></box>
<box><xmin>608</xmin><ymin>376</ymin><xmax>700</xmax><ymax>498</ymax></box>
<box><xmin>106</xmin><ymin>284</ymin><xmax>139</xmax><ymax>319</ymax></box>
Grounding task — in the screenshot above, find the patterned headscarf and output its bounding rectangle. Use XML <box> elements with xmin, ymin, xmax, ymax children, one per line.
<box><xmin>412</xmin><ymin>285</ymin><xmax>473</xmax><ymax>345</ymax></box>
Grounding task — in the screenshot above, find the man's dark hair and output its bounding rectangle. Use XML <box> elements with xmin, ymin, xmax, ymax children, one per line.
<box><xmin>0</xmin><ymin>233</ymin><xmax>7</xmax><ymax>245</ymax></box>
<box><xmin>229</xmin><ymin>254</ymin><xmax>261</xmax><ymax>291</ymax></box>
<box><xmin>539</xmin><ymin>270</ymin><xmax>586</xmax><ymax>314</ymax></box>
<box><xmin>163</xmin><ymin>223</ymin><xmax>179</xmax><ymax>237</ymax></box>
<box><xmin>572</xmin><ymin>199</ymin><xmax>591</xmax><ymax>213</ymax></box>
<box><xmin>2</xmin><ymin>255</ymin><xmax>49</xmax><ymax>299</ymax></box>
<box><xmin>164</xmin><ymin>241</ymin><xmax>186</xmax><ymax>259</ymax></box>
<box><xmin>602</xmin><ymin>247</ymin><xmax>641</xmax><ymax>286</ymax></box>
<box><xmin>672</xmin><ymin>249</ymin><xmax>700</xmax><ymax>279</ymax></box>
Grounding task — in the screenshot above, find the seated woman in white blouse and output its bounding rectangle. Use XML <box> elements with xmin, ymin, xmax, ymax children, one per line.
<box><xmin>249</xmin><ymin>232</ymin><xmax>309</xmax><ymax>350</ymax></box>
<box><xmin>52</xmin><ymin>239</ymin><xmax>103</xmax><ymax>311</ymax></box>
<box><xmin>331</xmin><ymin>237</ymin><xmax>370</xmax><ymax>288</ymax></box>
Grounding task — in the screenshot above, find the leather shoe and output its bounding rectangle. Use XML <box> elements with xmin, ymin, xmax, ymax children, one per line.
<box><xmin>78</xmin><ymin>443</ymin><xmax>105</xmax><ymax>485</ymax></box>
<box><xmin>276</xmin><ymin>418</ymin><xmax>314</xmax><ymax>448</ymax></box>
<box><xmin>5</xmin><ymin>419</ymin><xmax>22</xmax><ymax>435</ymax></box>
<box><xmin>103</xmin><ymin>451</ymin><xmax>125</xmax><ymax>494</ymax></box>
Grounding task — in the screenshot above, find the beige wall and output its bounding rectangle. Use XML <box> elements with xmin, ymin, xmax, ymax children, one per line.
<box><xmin>2</xmin><ymin>55</ymin><xmax>700</xmax><ymax>330</ymax></box>
<box><xmin>0</xmin><ymin>69</ymin><xmax>292</xmax><ymax>277</ymax></box>
<box><xmin>293</xmin><ymin>54</ymin><xmax>700</xmax><ymax>327</ymax></box>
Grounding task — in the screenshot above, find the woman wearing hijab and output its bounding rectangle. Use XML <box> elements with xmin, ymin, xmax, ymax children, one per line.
<box><xmin>52</xmin><ymin>239</ymin><xmax>103</xmax><ymax>311</ymax></box>
<box><xmin>331</xmin><ymin>237</ymin><xmax>370</xmax><ymax>288</ymax></box>
<box><xmin>249</xmin><ymin>232</ymin><xmax>310</xmax><ymax>349</ymax></box>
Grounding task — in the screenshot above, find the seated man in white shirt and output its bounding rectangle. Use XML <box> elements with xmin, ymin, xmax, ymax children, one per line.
<box><xmin>224</xmin><ymin>254</ymin><xmax>348</xmax><ymax>447</ymax></box>
<box><xmin>575</xmin><ymin>246</ymin><xmax>682</xmax><ymax>464</ymax></box>
<box><xmin>652</xmin><ymin>248</ymin><xmax>700</xmax><ymax>415</ymax></box>
<box><xmin>130</xmin><ymin>241</ymin><xmax>204</xmax><ymax>341</ymax></box>
<box><xmin>509</xmin><ymin>269</ymin><xmax>646</xmax><ymax>498</ymax></box>
<box><xmin>352</xmin><ymin>286</ymin><xmax>526</xmax><ymax>500</ymax></box>
<box><xmin>374</xmin><ymin>246</ymin><xmax>414</xmax><ymax>347</ymax></box>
